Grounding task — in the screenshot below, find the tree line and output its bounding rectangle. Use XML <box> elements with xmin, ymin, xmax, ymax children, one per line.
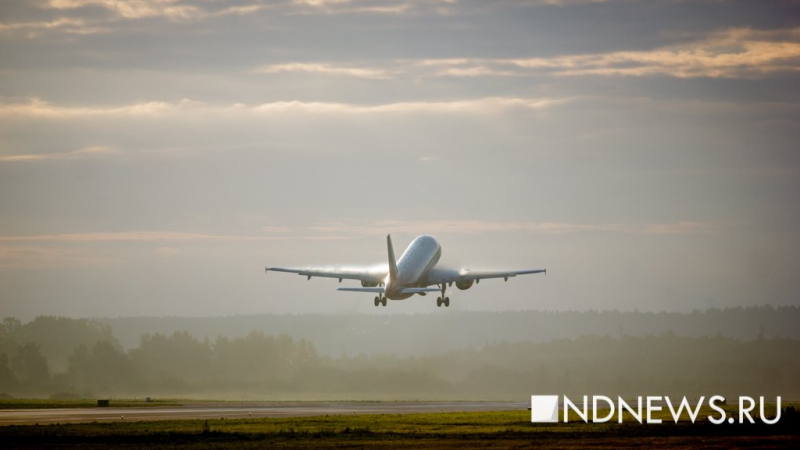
<box><xmin>100</xmin><ymin>305</ymin><xmax>800</xmax><ymax>357</ymax></box>
<box><xmin>1</xmin><ymin>315</ymin><xmax>798</xmax><ymax>400</ymax></box>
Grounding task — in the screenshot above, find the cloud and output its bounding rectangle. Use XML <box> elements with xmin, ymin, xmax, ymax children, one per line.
<box><xmin>0</xmin><ymin>231</ymin><xmax>278</xmax><ymax>243</ymax></box>
<box><xmin>429</xmin><ymin>65</ymin><xmax>521</xmax><ymax>77</ymax></box>
<box><xmin>0</xmin><ymin>146</ymin><xmax>115</xmax><ymax>162</ymax></box>
<box><xmin>525</xmin><ymin>28</ymin><xmax>800</xmax><ymax>78</ymax></box>
<box><xmin>290</xmin><ymin>0</ymin><xmax>455</xmax><ymax>15</ymax></box>
<box><xmin>44</xmin><ymin>0</ymin><xmax>195</xmax><ymax>20</ymax></box>
<box><xmin>244</xmin><ymin>27</ymin><xmax>800</xmax><ymax>82</ymax></box>
<box><xmin>293</xmin><ymin>0</ymin><xmax>352</xmax><ymax>5</ymax></box>
<box><xmin>253</xmin><ymin>63</ymin><xmax>392</xmax><ymax>79</ymax></box>
<box><xmin>39</xmin><ymin>0</ymin><xmax>267</xmax><ymax>21</ymax></box>
<box><xmin>251</xmin><ymin>97</ymin><xmax>561</xmax><ymax>114</ymax></box>
<box><xmin>420</xmin><ymin>28</ymin><xmax>800</xmax><ymax>79</ymax></box>
<box><xmin>0</xmin><ymin>220</ymin><xmax>715</xmax><ymax>268</ymax></box>
<box><xmin>0</xmin><ymin>0</ymin><xmax>442</xmax><ymax>40</ymax></box>
<box><xmin>0</xmin><ymin>246</ymin><xmax>121</xmax><ymax>268</ymax></box>
<box><xmin>305</xmin><ymin>220</ymin><xmax>718</xmax><ymax>237</ymax></box>
<box><xmin>0</xmin><ymin>3</ymin><xmax>291</xmax><ymax>38</ymax></box>
<box><xmin>0</xmin><ymin>220</ymin><xmax>715</xmax><ymax>249</ymax></box>
<box><xmin>0</xmin><ymin>17</ymin><xmax>110</xmax><ymax>37</ymax></box>
<box><xmin>0</xmin><ymin>230</ymin><xmax>281</xmax><ymax>268</ymax></box>
<box><xmin>0</xmin><ymin>0</ymin><xmax>271</xmax><ymax>37</ymax></box>
<box><xmin>33</xmin><ymin>0</ymin><xmax>445</xmax><ymax>23</ymax></box>
<box><xmin>0</xmin><ymin>97</ymin><xmax>564</xmax><ymax>120</ymax></box>
<box><xmin>0</xmin><ymin>98</ymin><xmax>176</xmax><ymax>119</ymax></box>
<box><xmin>519</xmin><ymin>0</ymin><xmax>611</xmax><ymax>5</ymax></box>
<box><xmin>29</xmin><ymin>0</ymin><xmax>608</xmax><ymax>24</ymax></box>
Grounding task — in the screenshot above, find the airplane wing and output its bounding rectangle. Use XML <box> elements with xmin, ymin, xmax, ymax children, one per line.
<box><xmin>335</xmin><ymin>287</ymin><xmax>441</xmax><ymax>294</ymax></box>
<box><xmin>337</xmin><ymin>287</ymin><xmax>385</xmax><ymax>293</ymax></box>
<box><xmin>425</xmin><ymin>267</ymin><xmax>546</xmax><ymax>285</ymax></box>
<box><xmin>265</xmin><ymin>267</ymin><xmax>387</xmax><ymax>285</ymax></box>
<box><xmin>400</xmin><ymin>287</ymin><xmax>441</xmax><ymax>294</ymax></box>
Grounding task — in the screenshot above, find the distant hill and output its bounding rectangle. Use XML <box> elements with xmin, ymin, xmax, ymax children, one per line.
<box><xmin>98</xmin><ymin>306</ymin><xmax>800</xmax><ymax>357</ymax></box>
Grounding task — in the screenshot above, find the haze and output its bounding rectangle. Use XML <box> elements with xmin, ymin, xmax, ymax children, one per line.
<box><xmin>1</xmin><ymin>0</ymin><xmax>799</xmax><ymax>320</ymax></box>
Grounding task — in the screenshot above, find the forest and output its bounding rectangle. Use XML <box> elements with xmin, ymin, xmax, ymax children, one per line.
<box><xmin>101</xmin><ymin>306</ymin><xmax>800</xmax><ymax>356</ymax></box>
<box><xmin>1</xmin><ymin>307</ymin><xmax>799</xmax><ymax>400</ymax></box>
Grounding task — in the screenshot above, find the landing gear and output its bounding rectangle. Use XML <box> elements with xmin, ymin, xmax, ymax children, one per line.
<box><xmin>374</xmin><ymin>295</ymin><xmax>387</xmax><ymax>307</ymax></box>
<box><xmin>436</xmin><ymin>285</ymin><xmax>450</xmax><ymax>307</ymax></box>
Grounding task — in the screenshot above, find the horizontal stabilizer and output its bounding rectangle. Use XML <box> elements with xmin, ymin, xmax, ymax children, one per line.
<box><xmin>401</xmin><ymin>287</ymin><xmax>441</xmax><ymax>294</ymax></box>
<box><xmin>337</xmin><ymin>287</ymin><xmax>385</xmax><ymax>293</ymax></box>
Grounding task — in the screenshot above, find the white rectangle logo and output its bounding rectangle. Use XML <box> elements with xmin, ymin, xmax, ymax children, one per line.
<box><xmin>531</xmin><ymin>395</ymin><xmax>560</xmax><ymax>423</ymax></box>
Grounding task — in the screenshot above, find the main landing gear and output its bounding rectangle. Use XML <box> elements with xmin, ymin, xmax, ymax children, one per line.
<box><xmin>436</xmin><ymin>284</ymin><xmax>450</xmax><ymax>307</ymax></box>
<box><xmin>374</xmin><ymin>295</ymin><xmax>387</xmax><ymax>307</ymax></box>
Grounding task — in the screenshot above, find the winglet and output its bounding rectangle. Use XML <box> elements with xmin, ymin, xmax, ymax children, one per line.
<box><xmin>387</xmin><ymin>234</ymin><xmax>398</xmax><ymax>282</ymax></box>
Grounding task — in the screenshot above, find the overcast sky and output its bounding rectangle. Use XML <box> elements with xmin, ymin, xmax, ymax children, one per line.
<box><xmin>1</xmin><ymin>0</ymin><xmax>798</xmax><ymax>319</ymax></box>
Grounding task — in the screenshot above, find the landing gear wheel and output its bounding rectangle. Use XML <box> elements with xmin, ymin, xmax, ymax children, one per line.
<box><xmin>381</xmin><ymin>297</ymin><xmax>387</xmax><ymax>307</ymax></box>
<box><xmin>374</xmin><ymin>296</ymin><xmax>380</xmax><ymax>307</ymax></box>
<box><xmin>438</xmin><ymin>284</ymin><xmax>449</xmax><ymax>308</ymax></box>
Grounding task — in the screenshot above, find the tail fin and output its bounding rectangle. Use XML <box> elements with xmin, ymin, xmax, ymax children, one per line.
<box><xmin>387</xmin><ymin>234</ymin><xmax>399</xmax><ymax>282</ymax></box>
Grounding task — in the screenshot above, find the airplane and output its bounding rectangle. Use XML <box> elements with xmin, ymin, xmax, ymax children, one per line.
<box><xmin>265</xmin><ymin>234</ymin><xmax>546</xmax><ymax>307</ymax></box>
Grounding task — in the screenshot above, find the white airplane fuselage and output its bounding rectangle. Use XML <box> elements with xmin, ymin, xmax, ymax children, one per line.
<box><xmin>386</xmin><ymin>235</ymin><xmax>441</xmax><ymax>300</ymax></box>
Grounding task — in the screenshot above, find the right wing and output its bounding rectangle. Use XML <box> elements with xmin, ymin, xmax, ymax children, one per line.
<box><xmin>425</xmin><ymin>267</ymin><xmax>546</xmax><ymax>285</ymax></box>
<box><xmin>265</xmin><ymin>266</ymin><xmax>387</xmax><ymax>285</ymax></box>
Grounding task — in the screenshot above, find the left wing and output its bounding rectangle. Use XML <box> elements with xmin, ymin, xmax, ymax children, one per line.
<box><xmin>337</xmin><ymin>287</ymin><xmax>385</xmax><ymax>293</ymax></box>
<box><xmin>265</xmin><ymin>266</ymin><xmax>387</xmax><ymax>285</ymax></box>
<box><xmin>425</xmin><ymin>267</ymin><xmax>546</xmax><ymax>285</ymax></box>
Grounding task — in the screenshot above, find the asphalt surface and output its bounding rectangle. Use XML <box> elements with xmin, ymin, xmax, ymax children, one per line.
<box><xmin>0</xmin><ymin>401</ymin><xmax>526</xmax><ymax>425</ymax></box>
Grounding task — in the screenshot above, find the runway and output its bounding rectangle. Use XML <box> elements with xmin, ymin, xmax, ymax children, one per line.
<box><xmin>0</xmin><ymin>401</ymin><xmax>526</xmax><ymax>426</ymax></box>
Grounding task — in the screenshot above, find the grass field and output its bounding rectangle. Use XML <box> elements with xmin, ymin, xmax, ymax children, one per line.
<box><xmin>1</xmin><ymin>406</ymin><xmax>797</xmax><ymax>449</ymax></box>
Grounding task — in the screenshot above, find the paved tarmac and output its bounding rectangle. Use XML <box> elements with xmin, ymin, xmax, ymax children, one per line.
<box><xmin>0</xmin><ymin>401</ymin><xmax>526</xmax><ymax>425</ymax></box>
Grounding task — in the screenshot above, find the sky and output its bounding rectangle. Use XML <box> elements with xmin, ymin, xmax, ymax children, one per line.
<box><xmin>0</xmin><ymin>0</ymin><xmax>798</xmax><ymax>320</ymax></box>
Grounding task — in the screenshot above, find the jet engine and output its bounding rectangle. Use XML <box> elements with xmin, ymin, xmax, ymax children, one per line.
<box><xmin>455</xmin><ymin>279</ymin><xmax>474</xmax><ymax>290</ymax></box>
<box><xmin>361</xmin><ymin>280</ymin><xmax>379</xmax><ymax>287</ymax></box>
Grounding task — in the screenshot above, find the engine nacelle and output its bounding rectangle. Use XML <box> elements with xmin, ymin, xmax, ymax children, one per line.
<box><xmin>455</xmin><ymin>279</ymin><xmax>474</xmax><ymax>290</ymax></box>
<box><xmin>361</xmin><ymin>280</ymin><xmax>378</xmax><ymax>287</ymax></box>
